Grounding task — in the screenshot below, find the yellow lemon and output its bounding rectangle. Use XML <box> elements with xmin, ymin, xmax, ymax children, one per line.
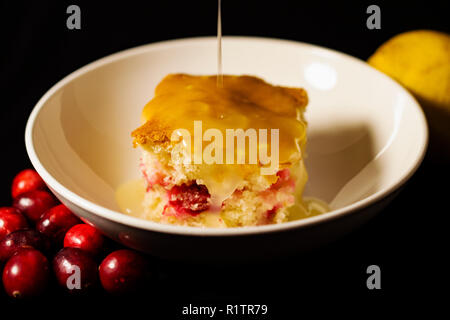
<box><xmin>368</xmin><ymin>30</ymin><xmax>450</xmax><ymax>160</ymax></box>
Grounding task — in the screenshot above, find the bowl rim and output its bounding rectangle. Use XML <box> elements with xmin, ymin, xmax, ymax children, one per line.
<box><xmin>25</xmin><ymin>36</ymin><xmax>429</xmax><ymax>237</ymax></box>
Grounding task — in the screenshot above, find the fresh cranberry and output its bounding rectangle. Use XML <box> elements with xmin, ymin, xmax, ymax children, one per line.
<box><xmin>2</xmin><ymin>248</ymin><xmax>50</xmax><ymax>299</ymax></box>
<box><xmin>99</xmin><ymin>249</ymin><xmax>148</xmax><ymax>294</ymax></box>
<box><xmin>11</xmin><ymin>169</ymin><xmax>46</xmax><ymax>199</ymax></box>
<box><xmin>53</xmin><ymin>247</ymin><xmax>98</xmax><ymax>293</ymax></box>
<box><xmin>37</xmin><ymin>204</ymin><xmax>81</xmax><ymax>244</ymax></box>
<box><xmin>64</xmin><ymin>224</ymin><xmax>104</xmax><ymax>256</ymax></box>
<box><xmin>0</xmin><ymin>229</ymin><xmax>51</xmax><ymax>262</ymax></box>
<box><xmin>0</xmin><ymin>207</ymin><xmax>28</xmax><ymax>240</ymax></box>
<box><xmin>165</xmin><ymin>183</ymin><xmax>210</xmax><ymax>216</ymax></box>
<box><xmin>13</xmin><ymin>190</ymin><xmax>57</xmax><ymax>223</ymax></box>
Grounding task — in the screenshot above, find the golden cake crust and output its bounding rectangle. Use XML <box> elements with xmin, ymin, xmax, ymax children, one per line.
<box><xmin>132</xmin><ymin>119</ymin><xmax>171</xmax><ymax>148</ymax></box>
<box><xmin>132</xmin><ymin>74</ymin><xmax>308</xmax><ymax>147</ymax></box>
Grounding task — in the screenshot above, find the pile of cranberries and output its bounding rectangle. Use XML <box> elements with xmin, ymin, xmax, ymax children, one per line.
<box><xmin>0</xmin><ymin>169</ymin><xmax>150</xmax><ymax>299</ymax></box>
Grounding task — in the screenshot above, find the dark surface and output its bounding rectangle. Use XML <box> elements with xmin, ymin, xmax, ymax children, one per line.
<box><xmin>1</xmin><ymin>0</ymin><xmax>448</xmax><ymax>316</ymax></box>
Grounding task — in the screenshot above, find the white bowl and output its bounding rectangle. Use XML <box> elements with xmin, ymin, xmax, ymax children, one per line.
<box><xmin>25</xmin><ymin>37</ymin><xmax>428</xmax><ymax>260</ymax></box>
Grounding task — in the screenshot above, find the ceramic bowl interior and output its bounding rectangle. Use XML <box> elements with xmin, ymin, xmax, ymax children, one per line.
<box><xmin>26</xmin><ymin>37</ymin><xmax>427</xmax><ymax>235</ymax></box>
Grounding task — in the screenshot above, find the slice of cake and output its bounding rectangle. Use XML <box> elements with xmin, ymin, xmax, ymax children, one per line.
<box><xmin>131</xmin><ymin>74</ymin><xmax>309</xmax><ymax>227</ymax></box>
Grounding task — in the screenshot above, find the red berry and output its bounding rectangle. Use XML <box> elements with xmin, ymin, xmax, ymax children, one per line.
<box><xmin>165</xmin><ymin>183</ymin><xmax>210</xmax><ymax>216</ymax></box>
<box><xmin>0</xmin><ymin>229</ymin><xmax>51</xmax><ymax>262</ymax></box>
<box><xmin>99</xmin><ymin>249</ymin><xmax>148</xmax><ymax>294</ymax></box>
<box><xmin>0</xmin><ymin>207</ymin><xmax>28</xmax><ymax>240</ymax></box>
<box><xmin>53</xmin><ymin>247</ymin><xmax>98</xmax><ymax>293</ymax></box>
<box><xmin>271</xmin><ymin>169</ymin><xmax>295</xmax><ymax>191</ymax></box>
<box><xmin>13</xmin><ymin>190</ymin><xmax>57</xmax><ymax>223</ymax></box>
<box><xmin>11</xmin><ymin>169</ymin><xmax>46</xmax><ymax>199</ymax></box>
<box><xmin>64</xmin><ymin>224</ymin><xmax>104</xmax><ymax>256</ymax></box>
<box><xmin>37</xmin><ymin>204</ymin><xmax>81</xmax><ymax>244</ymax></box>
<box><xmin>2</xmin><ymin>248</ymin><xmax>50</xmax><ymax>299</ymax></box>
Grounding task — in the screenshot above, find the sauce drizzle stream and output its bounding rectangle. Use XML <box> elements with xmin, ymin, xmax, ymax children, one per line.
<box><xmin>217</xmin><ymin>0</ymin><xmax>223</xmax><ymax>88</ymax></box>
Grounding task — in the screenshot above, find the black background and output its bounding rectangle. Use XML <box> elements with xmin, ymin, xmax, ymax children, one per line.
<box><xmin>1</xmin><ymin>0</ymin><xmax>449</xmax><ymax>317</ymax></box>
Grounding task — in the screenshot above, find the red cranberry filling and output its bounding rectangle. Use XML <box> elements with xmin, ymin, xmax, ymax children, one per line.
<box><xmin>271</xmin><ymin>169</ymin><xmax>295</xmax><ymax>192</ymax></box>
<box><xmin>266</xmin><ymin>203</ymin><xmax>282</xmax><ymax>221</ymax></box>
<box><xmin>164</xmin><ymin>183</ymin><xmax>211</xmax><ymax>216</ymax></box>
